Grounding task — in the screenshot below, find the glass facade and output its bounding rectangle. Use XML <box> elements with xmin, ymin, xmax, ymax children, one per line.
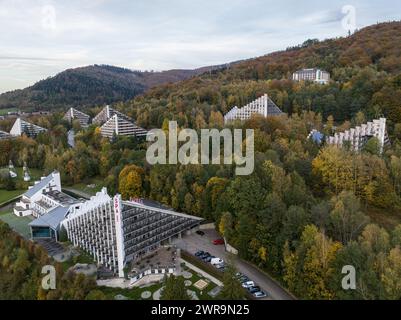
<box><xmin>31</xmin><ymin>226</ymin><xmax>56</xmax><ymax>239</ymax></box>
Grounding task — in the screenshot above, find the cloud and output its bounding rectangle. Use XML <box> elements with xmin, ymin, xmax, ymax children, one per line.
<box><xmin>299</xmin><ymin>9</ymin><xmax>344</xmax><ymax>25</ymax></box>
<box><xmin>0</xmin><ymin>56</ymin><xmax>60</xmax><ymax>61</ymax></box>
<box><xmin>0</xmin><ymin>0</ymin><xmax>401</xmax><ymax>93</ymax></box>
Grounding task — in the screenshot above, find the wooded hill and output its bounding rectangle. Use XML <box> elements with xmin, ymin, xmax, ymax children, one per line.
<box><xmin>0</xmin><ymin>64</ymin><xmax>223</xmax><ymax>111</ymax></box>
<box><xmin>117</xmin><ymin>21</ymin><xmax>401</xmax><ymax>131</ymax></box>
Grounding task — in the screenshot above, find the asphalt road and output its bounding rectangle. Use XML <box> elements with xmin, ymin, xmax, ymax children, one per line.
<box><xmin>173</xmin><ymin>229</ymin><xmax>295</xmax><ymax>301</ymax></box>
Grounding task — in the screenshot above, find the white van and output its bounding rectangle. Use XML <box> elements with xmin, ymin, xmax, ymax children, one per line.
<box><xmin>242</xmin><ymin>281</ymin><xmax>255</xmax><ymax>288</ymax></box>
<box><xmin>210</xmin><ymin>257</ymin><xmax>224</xmax><ymax>265</ymax></box>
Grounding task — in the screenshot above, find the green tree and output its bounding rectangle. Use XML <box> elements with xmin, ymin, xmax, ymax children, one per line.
<box><xmin>220</xmin><ymin>262</ymin><xmax>245</xmax><ymax>300</ymax></box>
<box><xmin>85</xmin><ymin>289</ymin><xmax>107</xmax><ymax>300</ymax></box>
<box><xmin>160</xmin><ymin>275</ymin><xmax>190</xmax><ymax>300</ymax></box>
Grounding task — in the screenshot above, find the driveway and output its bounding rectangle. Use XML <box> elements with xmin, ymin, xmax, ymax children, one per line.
<box><xmin>172</xmin><ymin>229</ymin><xmax>295</xmax><ymax>300</ymax></box>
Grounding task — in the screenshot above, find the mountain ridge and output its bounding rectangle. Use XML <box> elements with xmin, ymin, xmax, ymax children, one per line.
<box><xmin>0</xmin><ymin>64</ymin><xmax>227</xmax><ymax>111</ymax></box>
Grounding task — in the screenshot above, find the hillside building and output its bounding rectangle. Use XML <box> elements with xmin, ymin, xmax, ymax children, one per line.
<box><xmin>0</xmin><ymin>130</ymin><xmax>12</xmax><ymax>140</ymax></box>
<box><xmin>63</xmin><ymin>108</ymin><xmax>91</xmax><ymax>128</ymax></box>
<box><xmin>100</xmin><ymin>114</ymin><xmax>148</xmax><ymax>139</ymax></box>
<box><xmin>14</xmin><ymin>171</ymin><xmax>202</xmax><ymax>277</ymax></box>
<box><xmin>65</xmin><ymin>190</ymin><xmax>202</xmax><ymax>277</ymax></box>
<box><xmin>10</xmin><ymin>118</ymin><xmax>47</xmax><ymax>138</ymax></box>
<box><xmin>326</xmin><ymin>118</ymin><xmax>389</xmax><ymax>153</ymax></box>
<box><xmin>13</xmin><ymin>171</ymin><xmax>82</xmax><ymax>219</ymax></box>
<box><xmin>292</xmin><ymin>68</ymin><xmax>330</xmax><ymax>84</ymax></box>
<box><xmin>224</xmin><ymin>94</ymin><xmax>283</xmax><ymax>123</ymax></box>
<box><xmin>92</xmin><ymin>105</ymin><xmax>132</xmax><ymax>125</ymax></box>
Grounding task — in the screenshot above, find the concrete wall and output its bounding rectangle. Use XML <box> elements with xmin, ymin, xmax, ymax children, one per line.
<box><xmin>199</xmin><ymin>222</ymin><xmax>215</xmax><ymax>230</ymax></box>
<box><xmin>225</xmin><ymin>241</ymin><xmax>238</xmax><ymax>255</ymax></box>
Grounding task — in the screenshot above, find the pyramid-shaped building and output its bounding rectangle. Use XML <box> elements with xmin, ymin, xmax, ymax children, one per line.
<box><xmin>224</xmin><ymin>94</ymin><xmax>283</xmax><ymax>123</ymax></box>
<box><xmin>100</xmin><ymin>114</ymin><xmax>148</xmax><ymax>139</ymax></box>
<box><xmin>10</xmin><ymin>118</ymin><xmax>47</xmax><ymax>138</ymax></box>
<box><xmin>63</xmin><ymin>108</ymin><xmax>91</xmax><ymax>127</ymax></box>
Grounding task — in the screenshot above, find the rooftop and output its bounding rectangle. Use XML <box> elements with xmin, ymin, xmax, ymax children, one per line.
<box><xmin>44</xmin><ymin>190</ymin><xmax>81</xmax><ymax>205</ymax></box>
<box><xmin>29</xmin><ymin>206</ymin><xmax>70</xmax><ymax>229</ymax></box>
<box><xmin>123</xmin><ymin>199</ymin><xmax>204</xmax><ymax>221</ymax></box>
<box><xmin>24</xmin><ymin>173</ymin><xmax>54</xmax><ymax>198</ymax></box>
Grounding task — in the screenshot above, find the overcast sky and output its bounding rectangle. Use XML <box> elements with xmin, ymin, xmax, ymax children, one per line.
<box><xmin>0</xmin><ymin>0</ymin><xmax>400</xmax><ymax>93</ymax></box>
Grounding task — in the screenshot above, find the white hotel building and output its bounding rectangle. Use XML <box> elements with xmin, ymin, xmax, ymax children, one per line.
<box><xmin>326</xmin><ymin>118</ymin><xmax>389</xmax><ymax>153</ymax></box>
<box><xmin>100</xmin><ymin>114</ymin><xmax>148</xmax><ymax>139</ymax></box>
<box><xmin>10</xmin><ymin>118</ymin><xmax>47</xmax><ymax>138</ymax></box>
<box><xmin>14</xmin><ymin>172</ymin><xmax>202</xmax><ymax>277</ymax></box>
<box><xmin>93</xmin><ymin>105</ymin><xmax>148</xmax><ymax>139</ymax></box>
<box><xmin>63</xmin><ymin>108</ymin><xmax>91</xmax><ymax>128</ymax></box>
<box><xmin>292</xmin><ymin>68</ymin><xmax>330</xmax><ymax>84</ymax></box>
<box><xmin>224</xmin><ymin>94</ymin><xmax>283</xmax><ymax>123</ymax></box>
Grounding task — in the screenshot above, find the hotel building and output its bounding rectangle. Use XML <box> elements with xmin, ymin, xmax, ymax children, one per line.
<box><xmin>224</xmin><ymin>94</ymin><xmax>283</xmax><ymax>123</ymax></box>
<box><xmin>14</xmin><ymin>172</ymin><xmax>202</xmax><ymax>277</ymax></box>
<box><xmin>292</xmin><ymin>68</ymin><xmax>330</xmax><ymax>84</ymax></box>
<box><xmin>326</xmin><ymin>118</ymin><xmax>389</xmax><ymax>153</ymax></box>
<box><xmin>63</xmin><ymin>108</ymin><xmax>91</xmax><ymax>128</ymax></box>
<box><xmin>92</xmin><ymin>105</ymin><xmax>132</xmax><ymax>125</ymax></box>
<box><xmin>0</xmin><ymin>130</ymin><xmax>12</xmax><ymax>140</ymax></box>
<box><xmin>9</xmin><ymin>118</ymin><xmax>47</xmax><ymax>138</ymax></box>
<box><xmin>100</xmin><ymin>114</ymin><xmax>148</xmax><ymax>139</ymax></box>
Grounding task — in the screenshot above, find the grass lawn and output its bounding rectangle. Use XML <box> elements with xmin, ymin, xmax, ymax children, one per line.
<box><xmin>98</xmin><ymin>283</ymin><xmax>163</xmax><ymax>300</ymax></box>
<box><xmin>60</xmin><ymin>247</ymin><xmax>96</xmax><ymax>272</ymax></box>
<box><xmin>183</xmin><ymin>270</ymin><xmax>219</xmax><ymax>300</ymax></box>
<box><xmin>0</xmin><ymin>167</ymin><xmax>43</xmax><ymax>182</ymax></box>
<box><xmin>0</xmin><ymin>189</ymin><xmax>24</xmax><ymax>205</ymax></box>
<box><xmin>0</xmin><ymin>108</ymin><xmax>17</xmax><ymax>116</ymax></box>
<box><xmin>97</xmin><ymin>273</ymin><xmax>217</xmax><ymax>300</ymax></box>
<box><xmin>0</xmin><ymin>211</ymin><xmax>33</xmax><ymax>238</ymax></box>
<box><xmin>0</xmin><ymin>167</ymin><xmax>44</xmax><ymax>205</ymax></box>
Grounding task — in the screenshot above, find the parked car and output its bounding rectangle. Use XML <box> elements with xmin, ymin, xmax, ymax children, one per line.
<box><xmin>248</xmin><ymin>286</ymin><xmax>261</xmax><ymax>294</ymax></box>
<box><xmin>242</xmin><ymin>281</ymin><xmax>255</xmax><ymax>288</ymax></box>
<box><xmin>212</xmin><ymin>239</ymin><xmax>224</xmax><ymax>245</ymax></box>
<box><xmin>196</xmin><ymin>230</ymin><xmax>205</xmax><ymax>236</ymax></box>
<box><xmin>239</xmin><ymin>276</ymin><xmax>250</xmax><ymax>283</ymax></box>
<box><xmin>204</xmin><ymin>255</ymin><xmax>215</xmax><ymax>262</ymax></box>
<box><xmin>210</xmin><ymin>257</ymin><xmax>224</xmax><ymax>265</ymax></box>
<box><xmin>215</xmin><ymin>263</ymin><xmax>225</xmax><ymax>270</ymax></box>
<box><xmin>235</xmin><ymin>272</ymin><xmax>243</xmax><ymax>278</ymax></box>
<box><xmin>199</xmin><ymin>252</ymin><xmax>210</xmax><ymax>259</ymax></box>
<box><xmin>195</xmin><ymin>250</ymin><xmax>204</xmax><ymax>257</ymax></box>
<box><xmin>253</xmin><ymin>291</ymin><xmax>267</xmax><ymax>298</ymax></box>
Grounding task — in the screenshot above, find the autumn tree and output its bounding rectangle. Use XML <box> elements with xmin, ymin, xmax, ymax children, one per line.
<box><xmin>118</xmin><ymin>164</ymin><xmax>145</xmax><ymax>199</ymax></box>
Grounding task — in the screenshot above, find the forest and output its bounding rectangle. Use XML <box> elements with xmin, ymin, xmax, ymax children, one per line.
<box><xmin>0</xmin><ymin>220</ymin><xmax>105</xmax><ymax>299</ymax></box>
<box><xmin>0</xmin><ymin>65</ymin><xmax>213</xmax><ymax>111</ymax></box>
<box><xmin>0</xmin><ymin>21</ymin><xmax>401</xmax><ymax>299</ymax></box>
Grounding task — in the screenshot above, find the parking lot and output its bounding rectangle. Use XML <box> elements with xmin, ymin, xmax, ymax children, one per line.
<box><xmin>173</xmin><ymin>229</ymin><xmax>295</xmax><ymax>300</ymax></box>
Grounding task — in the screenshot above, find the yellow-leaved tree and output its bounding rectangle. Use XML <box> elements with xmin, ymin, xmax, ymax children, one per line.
<box><xmin>118</xmin><ymin>164</ymin><xmax>145</xmax><ymax>200</ymax></box>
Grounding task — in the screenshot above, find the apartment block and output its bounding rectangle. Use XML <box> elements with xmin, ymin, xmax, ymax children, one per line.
<box><xmin>292</xmin><ymin>68</ymin><xmax>330</xmax><ymax>84</ymax></box>
<box><xmin>224</xmin><ymin>94</ymin><xmax>283</xmax><ymax>123</ymax></box>
<box><xmin>100</xmin><ymin>114</ymin><xmax>148</xmax><ymax>139</ymax></box>
<box><xmin>326</xmin><ymin>118</ymin><xmax>389</xmax><ymax>153</ymax></box>
<box><xmin>92</xmin><ymin>105</ymin><xmax>132</xmax><ymax>125</ymax></box>
<box><xmin>63</xmin><ymin>108</ymin><xmax>91</xmax><ymax>127</ymax></box>
<box><xmin>14</xmin><ymin>172</ymin><xmax>202</xmax><ymax>277</ymax></box>
<box><xmin>9</xmin><ymin>118</ymin><xmax>47</xmax><ymax>138</ymax></box>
